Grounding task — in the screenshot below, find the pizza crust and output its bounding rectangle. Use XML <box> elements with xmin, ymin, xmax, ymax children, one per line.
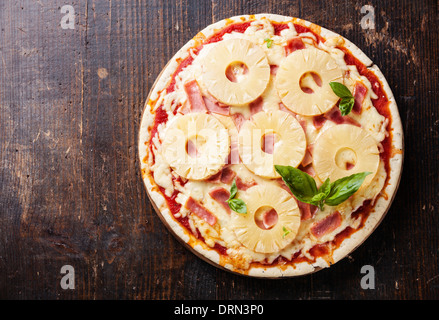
<box><xmin>138</xmin><ymin>14</ymin><xmax>404</xmax><ymax>278</ymax></box>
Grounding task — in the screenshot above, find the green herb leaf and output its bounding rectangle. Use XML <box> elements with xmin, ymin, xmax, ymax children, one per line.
<box><xmin>275</xmin><ymin>165</ymin><xmax>371</xmax><ymax>210</ymax></box>
<box><xmin>227</xmin><ymin>198</ymin><xmax>247</xmax><ymax>214</ymax></box>
<box><xmin>329</xmin><ymin>82</ymin><xmax>354</xmax><ymax>99</ymax></box>
<box><xmin>339</xmin><ymin>97</ymin><xmax>355</xmax><ymax>116</ymax></box>
<box><xmin>329</xmin><ymin>82</ymin><xmax>355</xmax><ymax>116</ymax></box>
<box><xmin>227</xmin><ymin>180</ymin><xmax>247</xmax><ymax>213</ymax></box>
<box><xmin>275</xmin><ymin>165</ymin><xmax>317</xmax><ymax>203</ymax></box>
<box><xmin>310</xmin><ymin>178</ymin><xmax>332</xmax><ymax>210</ymax></box>
<box><xmin>229</xmin><ymin>180</ymin><xmax>238</xmax><ymax>200</ymax></box>
<box><xmin>325</xmin><ymin>172</ymin><xmax>372</xmax><ymax>206</ymax></box>
<box><xmin>310</xmin><ymin>192</ymin><xmax>327</xmax><ymax>204</ymax></box>
<box><xmin>264</xmin><ymin>38</ymin><xmax>273</xmax><ymax>48</ymax></box>
<box><xmin>318</xmin><ymin>178</ymin><xmax>331</xmax><ymax>196</ymax></box>
<box><xmin>282</xmin><ymin>226</ymin><xmax>291</xmax><ymax>238</ymax></box>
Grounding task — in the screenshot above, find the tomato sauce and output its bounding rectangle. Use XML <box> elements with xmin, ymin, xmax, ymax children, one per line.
<box><xmin>166</xmin><ymin>55</ymin><xmax>195</xmax><ymax>93</ymax></box>
<box><xmin>204</xmin><ymin>21</ymin><xmax>252</xmax><ymax>44</ymax></box>
<box><xmin>273</xmin><ymin>22</ymin><xmax>289</xmax><ymax>35</ymax></box>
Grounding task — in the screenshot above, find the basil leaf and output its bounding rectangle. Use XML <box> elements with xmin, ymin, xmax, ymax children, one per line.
<box><xmin>318</xmin><ymin>178</ymin><xmax>331</xmax><ymax>196</ymax></box>
<box><xmin>307</xmin><ymin>178</ymin><xmax>330</xmax><ymax>210</ymax></box>
<box><xmin>330</xmin><ymin>82</ymin><xmax>355</xmax><ymax>116</ymax></box>
<box><xmin>227</xmin><ymin>198</ymin><xmax>247</xmax><ymax>214</ymax></box>
<box><xmin>229</xmin><ymin>180</ymin><xmax>238</xmax><ymax>200</ymax></box>
<box><xmin>329</xmin><ymin>82</ymin><xmax>353</xmax><ymax>99</ymax></box>
<box><xmin>339</xmin><ymin>97</ymin><xmax>355</xmax><ymax>116</ymax></box>
<box><xmin>275</xmin><ymin>165</ymin><xmax>317</xmax><ymax>203</ymax></box>
<box><xmin>310</xmin><ymin>192</ymin><xmax>327</xmax><ymax>204</ymax></box>
<box><xmin>309</xmin><ymin>194</ymin><xmax>325</xmax><ymax>210</ymax></box>
<box><xmin>228</xmin><ymin>180</ymin><xmax>247</xmax><ymax>213</ymax></box>
<box><xmin>325</xmin><ymin>172</ymin><xmax>372</xmax><ymax>206</ymax></box>
<box><xmin>274</xmin><ymin>165</ymin><xmax>371</xmax><ymax>210</ymax></box>
<box><xmin>264</xmin><ymin>38</ymin><xmax>273</xmax><ymax>48</ymax></box>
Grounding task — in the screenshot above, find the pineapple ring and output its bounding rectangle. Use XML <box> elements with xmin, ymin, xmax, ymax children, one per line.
<box><xmin>231</xmin><ymin>185</ymin><xmax>301</xmax><ymax>254</ymax></box>
<box><xmin>275</xmin><ymin>48</ymin><xmax>343</xmax><ymax>116</ymax></box>
<box><xmin>313</xmin><ymin>124</ymin><xmax>380</xmax><ymax>187</ymax></box>
<box><xmin>200</xmin><ymin>38</ymin><xmax>270</xmax><ymax>105</ymax></box>
<box><xmin>161</xmin><ymin>113</ymin><xmax>230</xmax><ymax>180</ymax></box>
<box><xmin>238</xmin><ymin>110</ymin><xmax>307</xmax><ymax>178</ymax></box>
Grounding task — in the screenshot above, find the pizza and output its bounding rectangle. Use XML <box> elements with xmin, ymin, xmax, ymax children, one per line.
<box><xmin>138</xmin><ymin>14</ymin><xmax>404</xmax><ymax>277</ymax></box>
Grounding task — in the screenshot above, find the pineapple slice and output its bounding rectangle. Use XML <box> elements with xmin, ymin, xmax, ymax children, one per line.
<box><xmin>231</xmin><ymin>185</ymin><xmax>301</xmax><ymax>254</ymax></box>
<box><xmin>200</xmin><ymin>38</ymin><xmax>270</xmax><ymax>105</ymax></box>
<box><xmin>313</xmin><ymin>124</ymin><xmax>380</xmax><ymax>187</ymax></box>
<box><xmin>161</xmin><ymin>113</ymin><xmax>230</xmax><ymax>180</ymax></box>
<box><xmin>275</xmin><ymin>48</ymin><xmax>343</xmax><ymax>116</ymax></box>
<box><xmin>238</xmin><ymin>110</ymin><xmax>306</xmax><ymax>178</ymax></box>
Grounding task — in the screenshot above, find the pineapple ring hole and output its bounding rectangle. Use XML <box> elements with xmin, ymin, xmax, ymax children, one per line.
<box><xmin>254</xmin><ymin>206</ymin><xmax>278</xmax><ymax>230</ymax></box>
<box><xmin>299</xmin><ymin>71</ymin><xmax>323</xmax><ymax>94</ymax></box>
<box><xmin>225</xmin><ymin>61</ymin><xmax>249</xmax><ymax>83</ymax></box>
<box><xmin>335</xmin><ymin>147</ymin><xmax>358</xmax><ymax>170</ymax></box>
<box><xmin>186</xmin><ymin>135</ymin><xmax>206</xmax><ymax>158</ymax></box>
<box><xmin>261</xmin><ymin>132</ymin><xmax>279</xmax><ymax>154</ymax></box>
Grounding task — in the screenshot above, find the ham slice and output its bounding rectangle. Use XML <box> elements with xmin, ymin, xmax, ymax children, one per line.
<box><xmin>262</xmin><ymin>133</ymin><xmax>276</xmax><ymax>154</ymax></box>
<box><xmin>235</xmin><ymin>176</ymin><xmax>257</xmax><ymax>191</ymax></box>
<box><xmin>313</xmin><ymin>105</ymin><xmax>362</xmax><ymax>129</ymax></box>
<box><xmin>206</xmin><ymin>166</ymin><xmax>236</xmax><ymax>184</ymax></box>
<box><xmin>206</xmin><ymin>171</ymin><xmax>221</xmax><ymax>183</ymax></box>
<box><xmin>311</xmin><ymin>211</ymin><xmax>342</xmax><ymax>238</ymax></box>
<box><xmin>249</xmin><ymin>96</ymin><xmax>263</xmax><ymax>115</ymax></box>
<box><xmin>277</xmin><ymin>179</ymin><xmax>292</xmax><ymax>194</ymax></box>
<box><xmin>184</xmin><ymin>80</ymin><xmax>207</xmax><ymax>112</ymax></box>
<box><xmin>203</xmin><ymin>95</ymin><xmax>230</xmax><ymax>115</ymax></box>
<box><xmin>208</xmin><ymin>187</ymin><xmax>231</xmax><ymax>214</ymax></box>
<box><xmin>255</xmin><ymin>208</ymin><xmax>278</xmax><ymax>230</ymax></box>
<box><xmin>231</xmin><ymin>112</ymin><xmax>247</xmax><ymax>131</ymax></box>
<box><xmin>178</xmin><ymin>102</ymin><xmax>191</xmax><ymax>115</ymax></box>
<box><xmin>299</xmin><ymin>164</ymin><xmax>315</xmax><ymax>177</ymax></box>
<box><xmin>270</xmin><ymin>64</ymin><xmax>279</xmax><ymax>75</ymax></box>
<box><xmin>225</xmin><ymin>62</ymin><xmax>248</xmax><ymax>83</ymax></box>
<box><xmin>285</xmin><ymin>37</ymin><xmax>305</xmax><ymax>55</ymax></box>
<box><xmin>324</xmin><ymin>106</ymin><xmax>361</xmax><ymax>127</ymax></box>
<box><xmin>227</xmin><ymin>141</ymin><xmax>240</xmax><ymax>165</ymax></box>
<box><xmin>297</xmin><ymin>200</ymin><xmax>318</xmax><ymax>221</ymax></box>
<box><xmin>352</xmin><ymin>82</ymin><xmax>368</xmax><ymax>114</ymax></box>
<box><xmin>312</xmin><ymin>114</ymin><xmax>326</xmax><ymax>130</ymax></box>
<box><xmin>183</xmin><ymin>80</ymin><xmax>230</xmax><ymax>115</ymax></box>
<box><xmin>185</xmin><ymin>197</ymin><xmax>217</xmax><ymax>226</ymax></box>
<box><xmin>220</xmin><ymin>166</ymin><xmax>236</xmax><ymax>184</ymax></box>
<box><xmin>186</xmin><ymin>139</ymin><xmax>198</xmax><ymax>158</ymax></box>
<box><xmin>263</xmin><ymin>209</ymin><xmax>278</xmax><ymax>229</ymax></box>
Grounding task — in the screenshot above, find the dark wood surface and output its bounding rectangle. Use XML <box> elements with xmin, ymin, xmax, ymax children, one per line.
<box><xmin>0</xmin><ymin>0</ymin><xmax>438</xmax><ymax>300</ymax></box>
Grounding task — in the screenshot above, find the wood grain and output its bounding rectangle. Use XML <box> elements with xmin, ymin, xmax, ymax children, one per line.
<box><xmin>0</xmin><ymin>0</ymin><xmax>438</xmax><ymax>299</ymax></box>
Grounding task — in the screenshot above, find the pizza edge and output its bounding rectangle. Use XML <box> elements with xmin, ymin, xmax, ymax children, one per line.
<box><xmin>138</xmin><ymin>13</ymin><xmax>404</xmax><ymax>278</ymax></box>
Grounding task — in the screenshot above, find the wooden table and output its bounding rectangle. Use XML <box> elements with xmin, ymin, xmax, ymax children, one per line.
<box><xmin>0</xmin><ymin>0</ymin><xmax>438</xmax><ymax>300</ymax></box>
